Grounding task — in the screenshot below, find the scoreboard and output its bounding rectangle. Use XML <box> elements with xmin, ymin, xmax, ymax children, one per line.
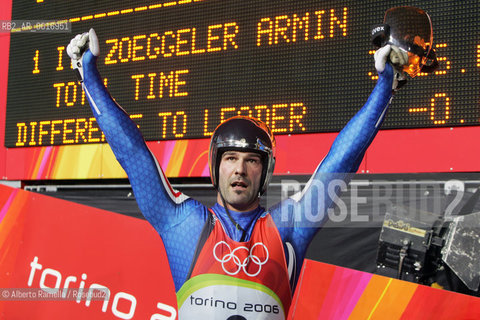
<box><xmin>4</xmin><ymin>0</ymin><xmax>480</xmax><ymax>148</ymax></box>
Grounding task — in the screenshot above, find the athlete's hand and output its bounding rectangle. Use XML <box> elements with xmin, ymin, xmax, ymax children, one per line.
<box><xmin>66</xmin><ymin>28</ymin><xmax>99</xmax><ymax>81</ymax></box>
<box><xmin>389</xmin><ymin>45</ymin><xmax>409</xmax><ymax>67</ymax></box>
<box><xmin>374</xmin><ymin>44</ymin><xmax>407</xmax><ymax>90</ymax></box>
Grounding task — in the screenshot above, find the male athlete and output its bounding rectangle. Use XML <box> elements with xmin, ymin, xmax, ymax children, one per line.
<box><xmin>67</xmin><ymin>25</ymin><xmax>418</xmax><ymax>318</ymax></box>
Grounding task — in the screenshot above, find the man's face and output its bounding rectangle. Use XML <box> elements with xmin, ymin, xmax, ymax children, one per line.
<box><xmin>217</xmin><ymin>150</ymin><xmax>263</xmax><ymax>212</ymax></box>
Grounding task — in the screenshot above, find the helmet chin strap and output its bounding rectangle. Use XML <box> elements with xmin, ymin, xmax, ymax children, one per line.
<box><xmin>220</xmin><ymin>193</ymin><xmax>247</xmax><ymax>242</ymax></box>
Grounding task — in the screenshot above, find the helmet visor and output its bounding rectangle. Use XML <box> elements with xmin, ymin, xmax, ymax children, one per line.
<box><xmin>384</xmin><ymin>6</ymin><xmax>433</xmax><ymax>77</ymax></box>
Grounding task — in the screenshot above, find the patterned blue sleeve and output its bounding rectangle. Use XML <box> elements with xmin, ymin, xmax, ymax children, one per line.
<box><xmin>81</xmin><ymin>50</ymin><xmax>208</xmax><ymax>290</ymax></box>
<box><xmin>270</xmin><ymin>63</ymin><xmax>395</xmax><ymax>285</ymax></box>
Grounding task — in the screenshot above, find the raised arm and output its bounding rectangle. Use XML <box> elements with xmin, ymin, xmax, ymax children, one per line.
<box><xmin>270</xmin><ymin>46</ymin><xmax>405</xmax><ymax>286</ymax></box>
<box><xmin>67</xmin><ymin>29</ymin><xmax>194</xmax><ymax>234</ymax></box>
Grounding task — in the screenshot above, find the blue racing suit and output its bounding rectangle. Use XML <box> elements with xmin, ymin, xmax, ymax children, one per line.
<box><xmin>80</xmin><ymin>48</ymin><xmax>394</xmax><ymax>314</ymax></box>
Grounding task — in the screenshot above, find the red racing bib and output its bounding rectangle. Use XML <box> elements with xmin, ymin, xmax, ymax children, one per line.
<box><xmin>177</xmin><ymin>211</ymin><xmax>291</xmax><ymax>319</ymax></box>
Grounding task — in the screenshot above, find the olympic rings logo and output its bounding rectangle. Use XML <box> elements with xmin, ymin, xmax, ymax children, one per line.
<box><xmin>213</xmin><ymin>241</ymin><xmax>269</xmax><ymax>277</ymax></box>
